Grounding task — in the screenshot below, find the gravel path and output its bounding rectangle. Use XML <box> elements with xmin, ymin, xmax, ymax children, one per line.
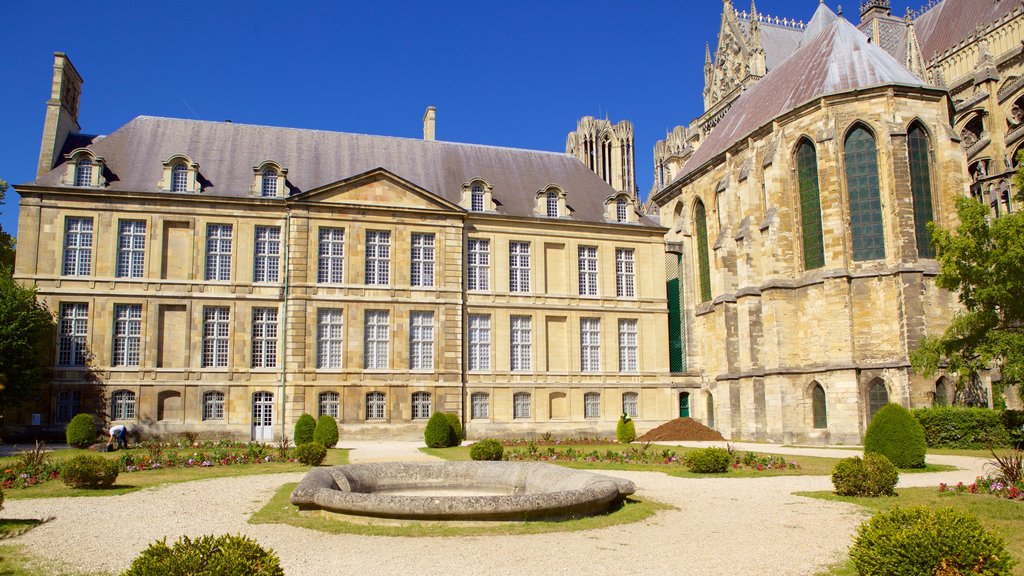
<box><xmin>0</xmin><ymin>442</ymin><xmax>990</xmax><ymax>576</ymax></box>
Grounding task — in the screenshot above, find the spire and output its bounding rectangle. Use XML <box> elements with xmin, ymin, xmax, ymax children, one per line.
<box><xmin>748</xmin><ymin>0</ymin><xmax>766</xmax><ymax>77</ymax></box>
<box><xmin>904</xmin><ymin>16</ymin><xmax>927</xmax><ymax>80</ymax></box>
<box><xmin>975</xmin><ymin>37</ymin><xmax>1000</xmax><ymax>85</ymax></box>
<box><xmin>705</xmin><ymin>42</ymin><xmax>712</xmax><ymax>65</ymax></box>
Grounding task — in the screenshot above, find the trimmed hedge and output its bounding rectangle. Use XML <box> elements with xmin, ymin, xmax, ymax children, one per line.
<box><xmin>912</xmin><ymin>407</ymin><xmax>1011</xmax><ymax>448</ymax></box>
<box><xmin>850</xmin><ymin>506</ymin><xmax>1016</xmax><ymax>576</ymax></box>
<box><xmin>60</xmin><ymin>454</ymin><xmax>119</xmax><ymax>489</ymax></box>
<box><xmin>865</xmin><ymin>404</ymin><xmax>927</xmax><ymax>468</ymax></box>
<box><xmin>443</xmin><ymin>413</ymin><xmax>463</xmax><ymax>446</ymax></box>
<box><xmin>122</xmin><ymin>533</ymin><xmax>284</xmax><ymax>576</ymax></box>
<box><xmin>293</xmin><ymin>442</ymin><xmax>327</xmax><ymax>466</ymax></box>
<box><xmin>685</xmin><ymin>447</ymin><xmax>732</xmax><ymax>473</ymax></box>
<box><xmin>65</xmin><ymin>414</ymin><xmax>96</xmax><ymax>449</ymax></box>
<box><xmin>831</xmin><ymin>453</ymin><xmax>899</xmax><ymax>497</ymax></box>
<box><xmin>616</xmin><ymin>414</ymin><xmax>636</xmax><ymax>444</ymax></box>
<box><xmin>469</xmin><ymin>439</ymin><xmax>504</xmax><ymax>461</ymax></box>
<box><xmin>313</xmin><ymin>415</ymin><xmax>339</xmax><ymax>448</ymax></box>
<box><xmin>293</xmin><ymin>414</ymin><xmax>316</xmax><ymax>446</ymax></box>
<box><xmin>424</xmin><ymin>413</ymin><xmax>452</xmax><ymax>448</ymax></box>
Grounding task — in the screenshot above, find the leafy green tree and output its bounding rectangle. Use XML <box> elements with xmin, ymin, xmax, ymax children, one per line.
<box><xmin>0</xmin><ymin>179</ymin><xmax>15</xmax><ymax>269</ymax></box>
<box><xmin>0</xmin><ymin>266</ymin><xmax>55</xmax><ymax>409</ymax></box>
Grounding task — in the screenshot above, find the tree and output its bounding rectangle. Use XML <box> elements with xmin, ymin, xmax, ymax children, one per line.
<box><xmin>0</xmin><ymin>179</ymin><xmax>15</xmax><ymax>269</ymax></box>
<box><xmin>0</xmin><ymin>266</ymin><xmax>55</xmax><ymax>409</ymax></box>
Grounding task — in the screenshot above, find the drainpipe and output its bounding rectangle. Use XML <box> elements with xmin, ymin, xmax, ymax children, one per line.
<box><xmin>280</xmin><ymin>211</ymin><xmax>291</xmax><ymax>442</ymax></box>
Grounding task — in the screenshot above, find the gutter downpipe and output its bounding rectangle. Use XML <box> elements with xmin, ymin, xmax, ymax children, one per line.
<box><xmin>280</xmin><ymin>210</ymin><xmax>291</xmax><ymax>443</ymax></box>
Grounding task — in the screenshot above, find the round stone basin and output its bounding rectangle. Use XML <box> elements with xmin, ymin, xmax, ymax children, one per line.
<box><xmin>289</xmin><ymin>461</ymin><xmax>636</xmax><ymax>521</ymax></box>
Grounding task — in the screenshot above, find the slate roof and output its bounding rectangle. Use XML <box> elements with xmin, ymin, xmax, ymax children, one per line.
<box><xmin>30</xmin><ymin>116</ymin><xmax>651</xmax><ymax>226</ymax></box>
<box><xmin>915</xmin><ymin>0</ymin><xmax>1021</xmax><ymax>63</ymax></box>
<box><xmin>738</xmin><ymin>20</ymin><xmax>804</xmax><ymax>71</ymax></box>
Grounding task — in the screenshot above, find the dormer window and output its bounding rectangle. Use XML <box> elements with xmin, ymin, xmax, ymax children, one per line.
<box><xmin>74</xmin><ymin>159</ymin><xmax>93</xmax><ymax>187</ymax></box>
<box><xmin>261</xmin><ymin>168</ymin><xmax>278</xmax><ymax>197</ymax></box>
<box><xmin>605</xmin><ymin>194</ymin><xmax>637</xmax><ymax>223</ymax></box>
<box><xmin>461</xmin><ymin>178</ymin><xmax>494</xmax><ymax>212</ymax></box>
<box><xmin>171</xmin><ymin>163</ymin><xmax>188</xmax><ymax>192</ymax></box>
<box><xmin>62</xmin><ymin>149</ymin><xmax>105</xmax><ymax>188</ymax></box>
<box><xmin>471</xmin><ymin>185</ymin><xmax>485</xmax><ymax>212</ymax></box>
<box><xmin>251</xmin><ymin>161</ymin><xmax>287</xmax><ymax>198</ymax></box>
<box><xmin>546</xmin><ymin>192</ymin><xmax>559</xmax><ymax>218</ymax></box>
<box><xmin>161</xmin><ymin>155</ymin><xmax>200</xmax><ymax>193</ymax></box>
<box><xmin>616</xmin><ymin>198</ymin><xmax>628</xmax><ymax>222</ymax></box>
<box><xmin>536</xmin><ymin>186</ymin><xmax>566</xmax><ymax>218</ymax></box>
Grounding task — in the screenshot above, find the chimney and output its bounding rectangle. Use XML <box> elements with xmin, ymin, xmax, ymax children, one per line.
<box><xmin>37</xmin><ymin>52</ymin><xmax>83</xmax><ymax>178</ymax></box>
<box><xmin>423</xmin><ymin>106</ymin><xmax>436</xmax><ymax>141</ymax></box>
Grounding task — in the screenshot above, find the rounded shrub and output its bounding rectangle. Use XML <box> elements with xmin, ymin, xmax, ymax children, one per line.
<box><xmin>60</xmin><ymin>454</ymin><xmax>119</xmax><ymax>489</ymax></box>
<box><xmin>685</xmin><ymin>447</ymin><xmax>732</xmax><ymax>473</ymax></box>
<box><xmin>443</xmin><ymin>413</ymin><xmax>463</xmax><ymax>447</ymax></box>
<box><xmin>313</xmin><ymin>415</ymin><xmax>339</xmax><ymax>448</ymax></box>
<box><xmin>616</xmin><ymin>414</ymin><xmax>636</xmax><ymax>444</ymax></box>
<box><xmin>293</xmin><ymin>442</ymin><xmax>327</xmax><ymax>466</ymax></box>
<box><xmin>850</xmin><ymin>506</ymin><xmax>1016</xmax><ymax>576</ymax></box>
<box><xmin>65</xmin><ymin>413</ymin><xmax>96</xmax><ymax>449</ymax></box>
<box><xmin>122</xmin><ymin>533</ymin><xmax>284</xmax><ymax>576</ymax></box>
<box><xmin>831</xmin><ymin>453</ymin><xmax>899</xmax><ymax>497</ymax></box>
<box><xmin>424</xmin><ymin>412</ymin><xmax>452</xmax><ymax>448</ymax></box>
<box><xmin>865</xmin><ymin>403</ymin><xmax>927</xmax><ymax>468</ymax></box>
<box><xmin>470</xmin><ymin>438</ymin><xmax>504</xmax><ymax>461</ymax></box>
<box><xmin>293</xmin><ymin>414</ymin><xmax>316</xmax><ymax>446</ymax></box>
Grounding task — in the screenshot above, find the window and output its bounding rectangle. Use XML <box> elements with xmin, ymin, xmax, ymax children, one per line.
<box><xmin>366</xmin><ymin>391</ymin><xmax>386</xmax><ymax>420</ymax></box>
<box><xmin>580</xmin><ymin>318</ymin><xmax>601</xmax><ymax>372</ymax></box>
<box><xmin>317</xmin><ymin>227</ymin><xmax>345</xmax><ymax>284</ymax></box>
<box><xmin>510</xmin><ymin>315</ymin><xmax>532</xmax><ymax>371</ymax></box>
<box><xmin>796</xmin><ymin>139</ymin><xmax>825</xmax><ymax>270</ymax></box>
<box><xmin>868</xmin><ymin>379</ymin><xmax>888</xmax><ymax>421</ymax></box>
<box><xmin>471</xmin><ymin>185</ymin><xmax>485</xmax><ymax>212</ymax></box>
<box><xmin>908</xmin><ymin>123</ymin><xmax>935</xmax><ymax>258</ymax></box>
<box><xmin>261</xmin><ymin>168</ymin><xmax>278</xmax><ymax>197</ymax></box>
<box><xmin>584</xmin><ymin>392</ymin><xmax>600</xmax><ymax>419</ymax></box>
<box><xmin>513</xmin><ymin>392</ymin><xmax>531</xmax><ymax>419</ymax></box>
<box><xmin>812</xmin><ymin>383</ymin><xmax>827</xmax><ymax>429</ymax></box>
<box><xmin>468</xmin><ymin>314</ymin><xmax>491</xmax><ymax>371</ymax></box>
<box><xmin>316</xmin><ymin>308</ymin><xmax>344</xmax><ymax>369</ymax></box>
<box><xmin>618</xmin><ymin>319</ymin><xmax>638</xmax><ymax>372</ymax></box>
<box><xmin>112</xmin><ymin>304</ymin><xmax>142</xmax><ymax>366</ymax></box>
<box><xmin>935</xmin><ymin>378</ymin><xmax>949</xmax><ymax>407</ymax></box>
<box><xmin>364</xmin><ymin>310</ymin><xmax>389</xmax><ymax>369</ymax></box>
<box><xmin>409</xmin><ymin>311</ymin><xmax>434</xmax><ymax>370</ymax></box>
<box><xmin>694</xmin><ymin>199</ymin><xmax>711</xmax><ymax>302</ymax></box>
<box><xmin>251</xmin><ymin>308</ymin><xmax>278</xmax><ymax>368</ymax></box>
<box><xmin>111</xmin><ymin>390</ymin><xmax>135</xmax><ymax>420</ymax></box>
<box><xmin>365</xmin><ymin>230</ymin><xmax>390</xmax><ymax>285</ymax></box>
<box><xmin>845</xmin><ymin>125</ymin><xmax>885</xmax><ymax>261</ymax></box>
<box><xmin>578</xmin><ymin>246</ymin><xmax>599</xmax><ymax>296</ymax></box>
<box><xmin>622</xmin><ymin>392</ymin><xmax>638</xmax><ymax>418</ymax></box>
<box><xmin>205</xmin><ymin>224</ymin><xmax>232</xmax><ymax>281</ymax></box>
<box><xmin>616</xmin><ymin>198</ymin><xmax>628</xmax><ymax>222</ymax></box>
<box><xmin>62</xmin><ymin>217</ymin><xmax>93</xmax><ymax>276</ymax></box>
<box><xmin>509</xmin><ymin>241</ymin><xmax>530</xmax><ymax>293</ymax></box>
<box><xmin>468</xmin><ymin>239</ymin><xmax>490</xmax><ymax>291</ymax></box>
<box><xmin>412</xmin><ymin>391</ymin><xmax>432</xmax><ymax>419</ymax></box>
<box><xmin>253</xmin><ymin>226</ymin><xmax>281</xmax><ymax>283</ymax></box>
<box><xmin>471</xmin><ymin>392</ymin><xmax>489</xmax><ymax>419</ymax></box>
<box><xmin>201</xmin><ymin>306</ymin><xmax>230</xmax><ymax>368</ymax></box>
<box><xmin>410</xmin><ymin>233</ymin><xmax>435</xmax><ymax>287</ymax></box>
<box><xmin>171</xmin><ymin>163</ymin><xmax>188</xmax><ymax>193</ymax></box>
<box><xmin>546</xmin><ymin>191</ymin><xmax>559</xmax><ymax>217</ymax></box>
<box><xmin>57</xmin><ymin>390</ymin><xmax>81</xmax><ymax>422</ymax></box>
<box><xmin>319</xmin><ymin>391</ymin><xmax>340</xmax><ymax>418</ymax></box>
<box><xmin>616</xmin><ymin>248</ymin><xmax>635</xmax><ymax>298</ymax></box>
<box><xmin>74</xmin><ymin>158</ymin><xmax>92</xmax><ymax>187</ymax></box>
<box><xmin>707</xmin><ymin>393</ymin><xmax>716</xmax><ymax>428</ymax></box>
<box><xmin>117</xmin><ymin>220</ymin><xmax>146</xmax><ymax>278</ymax></box>
<box><xmin>203</xmin><ymin>391</ymin><xmax>225</xmax><ymax>421</ymax></box>
<box><xmin>57</xmin><ymin>303</ymin><xmax>88</xmax><ymax>367</ymax></box>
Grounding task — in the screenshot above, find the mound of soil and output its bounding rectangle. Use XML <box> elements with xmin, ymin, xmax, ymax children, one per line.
<box><xmin>638</xmin><ymin>418</ymin><xmax>724</xmax><ymax>442</ymax></box>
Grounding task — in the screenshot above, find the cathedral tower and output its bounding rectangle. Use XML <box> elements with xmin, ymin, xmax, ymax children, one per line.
<box><xmin>566</xmin><ymin>116</ymin><xmax>637</xmax><ymax>196</ymax></box>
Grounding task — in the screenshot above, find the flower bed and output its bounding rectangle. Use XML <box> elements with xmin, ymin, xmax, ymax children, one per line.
<box><xmin>939</xmin><ymin>477</ymin><xmax>1024</xmax><ymax>501</ymax></box>
<box><xmin>503</xmin><ymin>445</ymin><xmax>800</xmax><ymax>472</ymax></box>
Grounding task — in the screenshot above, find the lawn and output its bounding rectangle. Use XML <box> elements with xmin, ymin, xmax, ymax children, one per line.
<box><xmin>249</xmin><ymin>482</ymin><xmax>673</xmax><ymax>537</ymax></box>
<box><xmin>804</xmin><ymin>487</ymin><xmax>1024</xmax><ymax>576</ymax></box>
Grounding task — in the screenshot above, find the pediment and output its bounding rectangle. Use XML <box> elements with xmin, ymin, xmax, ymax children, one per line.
<box><xmin>293</xmin><ymin>168</ymin><xmax>463</xmax><ymax>213</ymax></box>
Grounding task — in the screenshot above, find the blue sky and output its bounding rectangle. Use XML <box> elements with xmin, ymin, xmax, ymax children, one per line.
<box><xmin>0</xmin><ymin>0</ymin><xmax>919</xmax><ymax>238</ymax></box>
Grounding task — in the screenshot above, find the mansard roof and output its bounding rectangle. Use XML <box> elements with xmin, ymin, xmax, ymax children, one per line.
<box><xmin>30</xmin><ymin>115</ymin><xmax>651</xmax><ymax>226</ymax></box>
<box><xmin>914</xmin><ymin>0</ymin><xmax>1020</xmax><ymax>62</ymax></box>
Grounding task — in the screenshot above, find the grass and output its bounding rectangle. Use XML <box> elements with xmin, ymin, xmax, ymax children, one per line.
<box><xmin>0</xmin><ymin>545</ymin><xmax>113</xmax><ymax>576</ymax></box>
<box><xmin>250</xmin><ymin>482</ymin><xmax>673</xmax><ymax>537</ymax></box>
<box><xmin>803</xmin><ymin>487</ymin><xmax>1024</xmax><ymax>576</ymax></box>
<box><xmin>2</xmin><ymin>447</ymin><xmax>348</xmax><ymax>500</ymax></box>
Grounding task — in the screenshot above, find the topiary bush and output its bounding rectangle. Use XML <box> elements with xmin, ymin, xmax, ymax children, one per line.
<box><xmin>293</xmin><ymin>414</ymin><xmax>316</xmax><ymax>446</ymax></box>
<box><xmin>865</xmin><ymin>403</ymin><xmax>927</xmax><ymax>468</ymax></box>
<box><xmin>313</xmin><ymin>415</ymin><xmax>339</xmax><ymax>448</ymax></box>
<box><xmin>65</xmin><ymin>413</ymin><xmax>96</xmax><ymax>449</ymax></box>
<box><xmin>831</xmin><ymin>453</ymin><xmax>899</xmax><ymax>497</ymax></box>
<box><xmin>616</xmin><ymin>414</ymin><xmax>636</xmax><ymax>444</ymax></box>
<box><xmin>424</xmin><ymin>413</ymin><xmax>452</xmax><ymax>448</ymax></box>
<box><xmin>122</xmin><ymin>533</ymin><xmax>284</xmax><ymax>576</ymax></box>
<box><xmin>470</xmin><ymin>438</ymin><xmax>504</xmax><ymax>461</ymax></box>
<box><xmin>60</xmin><ymin>454</ymin><xmax>119</xmax><ymax>489</ymax></box>
<box><xmin>293</xmin><ymin>442</ymin><xmax>327</xmax><ymax>466</ymax></box>
<box><xmin>443</xmin><ymin>413</ymin><xmax>463</xmax><ymax>447</ymax></box>
<box><xmin>685</xmin><ymin>447</ymin><xmax>732</xmax><ymax>473</ymax></box>
<box><xmin>913</xmin><ymin>407</ymin><xmax>1011</xmax><ymax>448</ymax></box>
<box><xmin>849</xmin><ymin>506</ymin><xmax>1016</xmax><ymax>576</ymax></box>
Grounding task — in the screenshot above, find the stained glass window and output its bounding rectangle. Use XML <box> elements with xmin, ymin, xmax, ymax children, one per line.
<box><xmin>868</xmin><ymin>380</ymin><xmax>888</xmax><ymax>421</ymax></box>
<box><xmin>797</xmin><ymin>139</ymin><xmax>825</xmax><ymax>269</ymax></box>
<box><xmin>908</xmin><ymin>123</ymin><xmax>935</xmax><ymax>258</ymax></box>
<box><xmin>812</xmin><ymin>383</ymin><xmax>827</xmax><ymax>429</ymax></box>
<box><xmin>845</xmin><ymin>126</ymin><xmax>885</xmax><ymax>261</ymax></box>
<box><xmin>694</xmin><ymin>199</ymin><xmax>711</xmax><ymax>302</ymax></box>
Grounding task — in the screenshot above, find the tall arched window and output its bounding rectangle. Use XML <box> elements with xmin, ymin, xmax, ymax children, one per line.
<box><xmin>261</xmin><ymin>168</ymin><xmax>278</xmax><ymax>197</ymax></box>
<box><xmin>934</xmin><ymin>377</ymin><xmax>949</xmax><ymax>407</ymax></box>
<box><xmin>74</xmin><ymin>158</ymin><xmax>93</xmax><ymax>187</ymax></box>
<box><xmin>171</xmin><ymin>163</ymin><xmax>189</xmax><ymax>193</ymax></box>
<box><xmin>868</xmin><ymin>379</ymin><xmax>888</xmax><ymax>421</ymax></box>
<box><xmin>907</xmin><ymin>123</ymin><xmax>935</xmax><ymax>258</ymax></box>
<box><xmin>844</xmin><ymin>125</ymin><xmax>885</xmax><ymax>261</ymax></box>
<box><xmin>694</xmin><ymin>199</ymin><xmax>712</xmax><ymax>302</ymax></box>
<box><xmin>796</xmin><ymin>139</ymin><xmax>825</xmax><ymax>269</ymax></box>
<box><xmin>811</xmin><ymin>383</ymin><xmax>827</xmax><ymax>429</ymax></box>
<box><xmin>546</xmin><ymin>191</ymin><xmax>559</xmax><ymax>217</ymax></box>
<box><xmin>706</xmin><ymin>393</ymin><xmax>715</xmax><ymax>429</ymax></box>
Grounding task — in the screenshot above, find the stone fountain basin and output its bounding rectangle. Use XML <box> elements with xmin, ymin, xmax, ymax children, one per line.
<box><xmin>289</xmin><ymin>461</ymin><xmax>636</xmax><ymax>521</ymax></box>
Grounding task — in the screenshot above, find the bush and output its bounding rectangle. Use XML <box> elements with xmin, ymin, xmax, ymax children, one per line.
<box><xmin>293</xmin><ymin>442</ymin><xmax>327</xmax><ymax>466</ymax></box>
<box><xmin>424</xmin><ymin>413</ymin><xmax>452</xmax><ymax>448</ymax></box>
<box><xmin>122</xmin><ymin>533</ymin><xmax>284</xmax><ymax>576</ymax></box>
<box><xmin>865</xmin><ymin>404</ymin><xmax>927</xmax><ymax>468</ymax></box>
<box><xmin>685</xmin><ymin>447</ymin><xmax>732</xmax><ymax>473</ymax></box>
<box><xmin>293</xmin><ymin>414</ymin><xmax>316</xmax><ymax>446</ymax></box>
<box><xmin>913</xmin><ymin>407</ymin><xmax>1011</xmax><ymax>448</ymax></box>
<box><xmin>850</xmin><ymin>506</ymin><xmax>1016</xmax><ymax>576</ymax></box>
<box><xmin>470</xmin><ymin>439</ymin><xmax>504</xmax><ymax>461</ymax></box>
<box><xmin>60</xmin><ymin>454</ymin><xmax>119</xmax><ymax>489</ymax></box>
<box><xmin>1004</xmin><ymin>410</ymin><xmax>1024</xmax><ymax>449</ymax></box>
<box><xmin>65</xmin><ymin>413</ymin><xmax>96</xmax><ymax>449</ymax></box>
<box><xmin>616</xmin><ymin>414</ymin><xmax>636</xmax><ymax>444</ymax></box>
<box><xmin>313</xmin><ymin>415</ymin><xmax>339</xmax><ymax>448</ymax></box>
<box><xmin>443</xmin><ymin>413</ymin><xmax>463</xmax><ymax>446</ymax></box>
<box><xmin>831</xmin><ymin>453</ymin><xmax>899</xmax><ymax>497</ymax></box>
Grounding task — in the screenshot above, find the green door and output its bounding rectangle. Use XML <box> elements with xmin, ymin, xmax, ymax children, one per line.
<box><xmin>679</xmin><ymin>392</ymin><xmax>690</xmax><ymax>418</ymax></box>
